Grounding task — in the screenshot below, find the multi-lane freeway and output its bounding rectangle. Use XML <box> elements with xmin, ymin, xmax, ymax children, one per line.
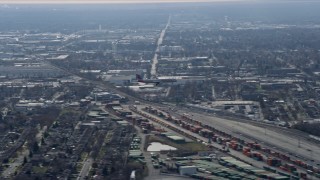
<box><xmin>133</xmin><ymin>105</ymin><xmax>320</xmax><ymax>179</ymax></box>
<box><xmin>44</xmin><ymin>26</ymin><xmax>320</xmax><ymax>178</ymax></box>
<box><xmin>77</xmin><ymin>157</ymin><xmax>93</xmax><ymax>180</ymax></box>
<box><xmin>168</xmin><ymin>107</ymin><xmax>320</xmax><ymax>164</ymax></box>
<box><xmin>150</xmin><ymin>15</ymin><xmax>171</xmax><ymax>78</ymax></box>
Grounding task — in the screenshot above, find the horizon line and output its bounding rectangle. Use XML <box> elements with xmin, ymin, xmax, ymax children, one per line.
<box><xmin>0</xmin><ymin>0</ymin><xmax>255</xmax><ymax>4</ymax></box>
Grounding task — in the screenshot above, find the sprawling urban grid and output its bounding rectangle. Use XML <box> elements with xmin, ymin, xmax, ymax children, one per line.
<box><xmin>1</xmin><ymin>2</ymin><xmax>320</xmax><ymax>180</ymax></box>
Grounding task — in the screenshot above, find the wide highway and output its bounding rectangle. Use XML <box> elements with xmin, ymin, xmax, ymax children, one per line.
<box><xmin>169</xmin><ymin>107</ymin><xmax>320</xmax><ymax>164</ymax></box>
<box><xmin>150</xmin><ymin>15</ymin><xmax>171</xmax><ymax>78</ymax></box>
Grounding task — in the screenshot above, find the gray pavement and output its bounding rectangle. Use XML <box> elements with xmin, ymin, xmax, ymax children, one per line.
<box><xmin>151</xmin><ymin>15</ymin><xmax>170</xmax><ymax>77</ymax></box>
<box><xmin>77</xmin><ymin>157</ymin><xmax>93</xmax><ymax>180</ymax></box>
<box><xmin>134</xmin><ymin>105</ymin><xmax>320</xmax><ymax>179</ymax></box>
<box><xmin>187</xmin><ymin>112</ymin><xmax>320</xmax><ymax>163</ymax></box>
<box><xmin>1</xmin><ymin>147</ymin><xmax>29</xmax><ymax>178</ymax></box>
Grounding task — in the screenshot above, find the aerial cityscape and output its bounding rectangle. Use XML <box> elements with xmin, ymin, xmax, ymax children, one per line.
<box><xmin>1</xmin><ymin>1</ymin><xmax>320</xmax><ymax>180</ymax></box>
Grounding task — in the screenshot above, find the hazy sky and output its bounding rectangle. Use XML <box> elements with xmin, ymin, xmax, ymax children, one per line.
<box><xmin>0</xmin><ymin>0</ymin><xmax>254</xmax><ymax>4</ymax></box>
